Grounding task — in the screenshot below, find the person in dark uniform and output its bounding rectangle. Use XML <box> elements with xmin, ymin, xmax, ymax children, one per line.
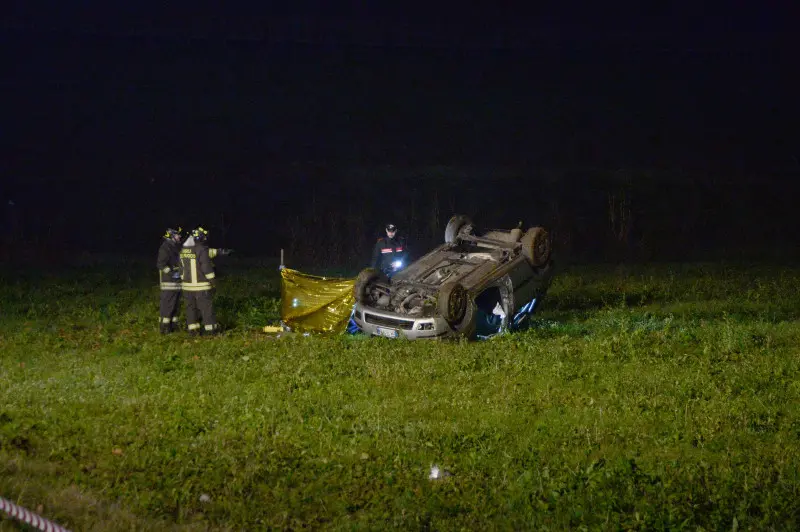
<box><xmin>371</xmin><ymin>223</ymin><xmax>408</xmax><ymax>277</ymax></box>
<box><xmin>180</xmin><ymin>227</ymin><xmax>231</xmax><ymax>336</ymax></box>
<box><xmin>156</xmin><ymin>227</ymin><xmax>183</xmax><ymax>334</ymax></box>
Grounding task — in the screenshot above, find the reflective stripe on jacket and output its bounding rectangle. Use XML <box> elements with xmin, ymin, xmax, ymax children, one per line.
<box><xmin>157</xmin><ymin>239</ymin><xmax>182</xmax><ymax>290</ymax></box>
<box><xmin>371</xmin><ymin>236</ymin><xmax>407</xmax><ymax>269</ymax></box>
<box><xmin>180</xmin><ymin>242</ymin><xmax>216</xmax><ymax>291</ymax></box>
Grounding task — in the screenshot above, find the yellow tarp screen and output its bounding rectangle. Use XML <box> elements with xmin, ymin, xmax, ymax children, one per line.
<box><xmin>279</xmin><ymin>268</ymin><xmax>356</xmax><ymax>334</ymax></box>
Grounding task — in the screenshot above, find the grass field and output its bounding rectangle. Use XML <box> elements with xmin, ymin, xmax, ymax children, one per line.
<box><xmin>2</xmin><ymin>260</ymin><xmax>800</xmax><ymax>530</ymax></box>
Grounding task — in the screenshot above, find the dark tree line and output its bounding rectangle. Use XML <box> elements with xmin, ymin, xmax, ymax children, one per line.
<box><xmin>3</xmin><ymin>164</ymin><xmax>798</xmax><ymax>269</ymax></box>
<box><xmin>277</xmin><ymin>165</ymin><xmax>799</xmax><ymax>270</ymax></box>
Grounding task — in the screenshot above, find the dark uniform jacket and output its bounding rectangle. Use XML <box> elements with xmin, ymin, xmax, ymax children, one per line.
<box><xmin>157</xmin><ymin>239</ymin><xmax>182</xmax><ymax>290</ymax></box>
<box><xmin>180</xmin><ymin>238</ymin><xmax>219</xmax><ymax>292</ymax></box>
<box><xmin>371</xmin><ymin>235</ymin><xmax>407</xmax><ymax>271</ymax></box>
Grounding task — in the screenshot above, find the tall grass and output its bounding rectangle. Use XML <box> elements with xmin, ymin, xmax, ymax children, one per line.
<box><xmin>2</xmin><ymin>261</ymin><xmax>800</xmax><ymax>529</ymax></box>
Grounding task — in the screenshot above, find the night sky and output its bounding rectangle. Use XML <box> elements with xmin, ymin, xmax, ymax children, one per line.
<box><xmin>3</xmin><ymin>4</ymin><xmax>799</xmax><ymax>262</ymax></box>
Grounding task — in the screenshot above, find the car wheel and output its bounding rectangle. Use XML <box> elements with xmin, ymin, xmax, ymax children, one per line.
<box><xmin>438</xmin><ymin>281</ymin><xmax>468</xmax><ymax>323</ymax></box>
<box><xmin>453</xmin><ymin>298</ymin><xmax>477</xmax><ymax>339</ymax></box>
<box><xmin>444</xmin><ymin>214</ymin><xmax>474</xmax><ymax>244</ymax></box>
<box><xmin>354</xmin><ymin>268</ymin><xmax>386</xmax><ymax>304</ymax></box>
<box><xmin>521</xmin><ymin>227</ymin><xmax>551</xmax><ymax>267</ymax></box>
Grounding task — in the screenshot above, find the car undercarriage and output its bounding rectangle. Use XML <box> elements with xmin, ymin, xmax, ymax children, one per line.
<box><xmin>350</xmin><ymin>215</ymin><xmax>555</xmax><ymax>339</ymax></box>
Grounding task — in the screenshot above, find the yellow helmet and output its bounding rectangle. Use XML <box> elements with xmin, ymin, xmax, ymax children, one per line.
<box><xmin>164</xmin><ymin>227</ymin><xmax>182</xmax><ymax>239</ymax></box>
<box><xmin>191</xmin><ymin>227</ymin><xmax>209</xmax><ymax>242</ymax></box>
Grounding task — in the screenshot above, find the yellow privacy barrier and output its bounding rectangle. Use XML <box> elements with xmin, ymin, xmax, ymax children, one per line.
<box><xmin>280</xmin><ymin>268</ymin><xmax>355</xmax><ymax>334</ymax></box>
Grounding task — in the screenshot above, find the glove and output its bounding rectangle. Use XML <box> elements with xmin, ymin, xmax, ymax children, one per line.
<box><xmin>170</xmin><ymin>267</ymin><xmax>182</xmax><ymax>280</ymax></box>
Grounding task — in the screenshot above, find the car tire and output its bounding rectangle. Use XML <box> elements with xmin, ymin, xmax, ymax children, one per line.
<box><xmin>453</xmin><ymin>298</ymin><xmax>477</xmax><ymax>339</ymax></box>
<box><xmin>444</xmin><ymin>214</ymin><xmax>474</xmax><ymax>244</ymax></box>
<box><xmin>354</xmin><ymin>268</ymin><xmax>386</xmax><ymax>304</ymax></box>
<box><xmin>438</xmin><ymin>281</ymin><xmax>468</xmax><ymax>324</ymax></box>
<box><xmin>521</xmin><ymin>227</ymin><xmax>551</xmax><ymax>267</ymax></box>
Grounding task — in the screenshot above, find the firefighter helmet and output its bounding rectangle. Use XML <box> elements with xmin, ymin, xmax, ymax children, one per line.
<box><xmin>385</xmin><ymin>223</ymin><xmax>397</xmax><ymax>233</ymax></box>
<box><xmin>191</xmin><ymin>227</ymin><xmax>209</xmax><ymax>242</ymax></box>
<box><xmin>164</xmin><ymin>227</ymin><xmax>182</xmax><ymax>240</ymax></box>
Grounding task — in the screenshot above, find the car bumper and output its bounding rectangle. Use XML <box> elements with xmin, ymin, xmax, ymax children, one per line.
<box><xmin>351</xmin><ymin>304</ymin><xmax>453</xmax><ymax>339</ymax></box>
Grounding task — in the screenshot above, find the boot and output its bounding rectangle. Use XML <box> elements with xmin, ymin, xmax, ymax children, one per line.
<box><xmin>202</xmin><ymin>325</ymin><xmax>221</xmax><ymax>337</ymax></box>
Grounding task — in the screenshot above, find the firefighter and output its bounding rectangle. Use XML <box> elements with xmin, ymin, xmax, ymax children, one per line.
<box><xmin>180</xmin><ymin>227</ymin><xmax>232</xmax><ymax>336</ymax></box>
<box><xmin>157</xmin><ymin>227</ymin><xmax>183</xmax><ymax>334</ymax></box>
<box><xmin>371</xmin><ymin>223</ymin><xmax>407</xmax><ymax>277</ymax></box>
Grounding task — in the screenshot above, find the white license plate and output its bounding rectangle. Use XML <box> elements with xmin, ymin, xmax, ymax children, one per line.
<box><xmin>376</xmin><ymin>327</ymin><xmax>399</xmax><ymax>338</ymax></box>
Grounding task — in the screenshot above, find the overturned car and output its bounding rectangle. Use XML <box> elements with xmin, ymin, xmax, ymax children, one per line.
<box><xmin>350</xmin><ymin>215</ymin><xmax>555</xmax><ymax>339</ymax></box>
